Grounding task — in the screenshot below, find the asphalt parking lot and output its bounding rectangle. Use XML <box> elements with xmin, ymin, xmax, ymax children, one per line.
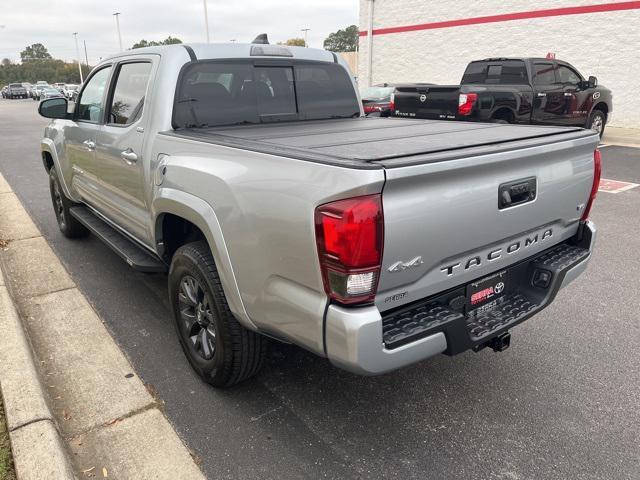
<box><xmin>1</xmin><ymin>98</ymin><xmax>639</xmax><ymax>480</ymax></box>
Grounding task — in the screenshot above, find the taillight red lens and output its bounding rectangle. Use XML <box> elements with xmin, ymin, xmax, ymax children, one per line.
<box><xmin>458</xmin><ymin>92</ymin><xmax>477</xmax><ymax>116</ymax></box>
<box><xmin>315</xmin><ymin>194</ymin><xmax>383</xmax><ymax>305</ymax></box>
<box><xmin>389</xmin><ymin>93</ymin><xmax>395</xmax><ymax>113</ymax></box>
<box><xmin>581</xmin><ymin>148</ymin><xmax>602</xmax><ymax>221</ymax></box>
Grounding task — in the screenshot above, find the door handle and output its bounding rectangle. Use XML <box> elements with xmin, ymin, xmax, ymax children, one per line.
<box><xmin>83</xmin><ymin>140</ymin><xmax>96</xmax><ymax>151</ymax></box>
<box><xmin>120</xmin><ymin>148</ymin><xmax>138</xmax><ymax>164</ymax></box>
<box><xmin>537</xmin><ymin>92</ymin><xmax>547</xmax><ymax>97</ymax></box>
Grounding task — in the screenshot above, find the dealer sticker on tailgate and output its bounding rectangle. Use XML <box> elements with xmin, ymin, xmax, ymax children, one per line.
<box><xmin>467</xmin><ymin>270</ymin><xmax>508</xmax><ymax>312</ymax></box>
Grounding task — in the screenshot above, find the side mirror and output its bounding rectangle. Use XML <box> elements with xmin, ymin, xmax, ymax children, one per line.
<box><xmin>588</xmin><ymin>75</ymin><xmax>598</xmax><ymax>88</ymax></box>
<box><xmin>38</xmin><ymin>98</ymin><xmax>69</xmax><ymax>119</ymax></box>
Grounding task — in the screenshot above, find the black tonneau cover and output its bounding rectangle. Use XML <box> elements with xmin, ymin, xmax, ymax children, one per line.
<box><xmin>162</xmin><ymin>117</ymin><xmax>595</xmax><ymax>169</ymax></box>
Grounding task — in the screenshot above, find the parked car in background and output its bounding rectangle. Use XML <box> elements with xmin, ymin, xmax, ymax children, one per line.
<box><xmin>40</xmin><ymin>87</ymin><xmax>64</xmax><ymax>100</ymax></box>
<box><xmin>63</xmin><ymin>84</ymin><xmax>79</xmax><ymax>100</ymax></box>
<box><xmin>1</xmin><ymin>86</ymin><xmax>8</xmax><ymax>98</ymax></box>
<box><xmin>393</xmin><ymin>58</ymin><xmax>612</xmax><ymax>137</ymax></box>
<box><xmin>22</xmin><ymin>82</ymin><xmax>34</xmax><ymax>97</ymax></box>
<box><xmin>7</xmin><ymin>83</ymin><xmax>28</xmax><ymax>99</ymax></box>
<box><xmin>360</xmin><ymin>84</ymin><xmax>397</xmax><ymax>116</ymax></box>
<box><xmin>32</xmin><ymin>84</ymin><xmax>48</xmax><ymax>101</ymax></box>
<box><xmin>53</xmin><ymin>82</ymin><xmax>66</xmax><ymax>92</ymax></box>
<box><xmin>38</xmin><ymin>42</ymin><xmax>599</xmax><ymax>387</ymax></box>
<box><xmin>36</xmin><ymin>80</ymin><xmax>48</xmax><ymax>86</ymax></box>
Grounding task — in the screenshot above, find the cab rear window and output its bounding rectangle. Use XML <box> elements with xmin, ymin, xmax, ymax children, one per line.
<box><xmin>173</xmin><ymin>60</ymin><xmax>360</xmax><ymax>129</ymax></box>
<box><xmin>461</xmin><ymin>61</ymin><xmax>528</xmax><ymax>85</ymax></box>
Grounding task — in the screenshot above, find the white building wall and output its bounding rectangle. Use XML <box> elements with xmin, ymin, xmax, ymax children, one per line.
<box><xmin>358</xmin><ymin>0</ymin><xmax>640</xmax><ymax>127</ymax></box>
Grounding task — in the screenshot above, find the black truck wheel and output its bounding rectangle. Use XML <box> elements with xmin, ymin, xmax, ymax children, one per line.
<box><xmin>169</xmin><ymin>241</ymin><xmax>267</xmax><ymax>387</ymax></box>
<box><xmin>49</xmin><ymin>168</ymin><xmax>89</xmax><ymax>238</ymax></box>
<box><xmin>587</xmin><ymin>110</ymin><xmax>606</xmax><ymax>138</ymax></box>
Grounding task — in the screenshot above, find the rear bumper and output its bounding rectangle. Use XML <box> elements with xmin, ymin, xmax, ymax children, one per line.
<box><xmin>325</xmin><ymin>221</ymin><xmax>596</xmax><ymax>375</ymax></box>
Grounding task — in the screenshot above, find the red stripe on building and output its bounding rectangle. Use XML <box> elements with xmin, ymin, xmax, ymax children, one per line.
<box><xmin>359</xmin><ymin>1</ymin><xmax>640</xmax><ymax>36</ymax></box>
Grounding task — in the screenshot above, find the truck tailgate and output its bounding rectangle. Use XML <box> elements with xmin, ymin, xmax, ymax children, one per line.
<box><xmin>394</xmin><ymin>85</ymin><xmax>460</xmax><ymax>120</ymax></box>
<box><xmin>376</xmin><ymin>131</ymin><xmax>599</xmax><ymax>312</ymax></box>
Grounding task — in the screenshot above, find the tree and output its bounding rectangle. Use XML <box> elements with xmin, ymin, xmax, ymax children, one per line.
<box><xmin>278</xmin><ymin>38</ymin><xmax>305</xmax><ymax>47</ymax></box>
<box><xmin>20</xmin><ymin>43</ymin><xmax>52</xmax><ymax>62</ymax></box>
<box><xmin>1</xmin><ymin>58</ymin><xmax>11</xmax><ymax>66</ymax></box>
<box><xmin>132</xmin><ymin>36</ymin><xmax>183</xmax><ymax>49</ymax></box>
<box><xmin>323</xmin><ymin>25</ymin><xmax>359</xmax><ymax>52</ymax></box>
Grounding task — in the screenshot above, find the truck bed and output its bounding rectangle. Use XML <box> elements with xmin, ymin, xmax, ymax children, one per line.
<box><xmin>162</xmin><ymin>117</ymin><xmax>595</xmax><ymax>169</ymax></box>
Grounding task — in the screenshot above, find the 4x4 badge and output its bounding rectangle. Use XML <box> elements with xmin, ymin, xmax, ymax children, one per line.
<box><xmin>388</xmin><ymin>256</ymin><xmax>424</xmax><ymax>273</ymax></box>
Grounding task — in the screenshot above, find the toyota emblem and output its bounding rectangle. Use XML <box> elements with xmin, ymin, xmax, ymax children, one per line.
<box><xmin>494</xmin><ymin>282</ymin><xmax>505</xmax><ymax>294</ymax></box>
<box><xmin>419</xmin><ymin>94</ymin><xmax>427</xmax><ymax>102</ymax></box>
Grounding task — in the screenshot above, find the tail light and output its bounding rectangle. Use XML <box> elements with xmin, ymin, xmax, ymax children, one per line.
<box><xmin>581</xmin><ymin>148</ymin><xmax>602</xmax><ymax>221</ymax></box>
<box><xmin>389</xmin><ymin>93</ymin><xmax>395</xmax><ymax>113</ymax></box>
<box><xmin>458</xmin><ymin>92</ymin><xmax>477</xmax><ymax>116</ymax></box>
<box><xmin>315</xmin><ymin>194</ymin><xmax>383</xmax><ymax>305</ymax></box>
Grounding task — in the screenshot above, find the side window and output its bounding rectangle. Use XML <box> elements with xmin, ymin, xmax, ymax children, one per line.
<box><xmin>557</xmin><ymin>65</ymin><xmax>581</xmax><ymax>85</ymax></box>
<box><xmin>533</xmin><ymin>63</ymin><xmax>556</xmax><ymax>86</ymax></box>
<box><xmin>108</xmin><ymin>62</ymin><xmax>152</xmax><ymax>125</ymax></box>
<box><xmin>76</xmin><ymin>67</ymin><xmax>112</xmax><ymax>122</ymax></box>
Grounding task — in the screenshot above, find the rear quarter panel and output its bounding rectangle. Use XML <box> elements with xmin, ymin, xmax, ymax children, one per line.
<box><xmin>150</xmin><ymin>134</ymin><xmax>385</xmax><ymax>354</ymax></box>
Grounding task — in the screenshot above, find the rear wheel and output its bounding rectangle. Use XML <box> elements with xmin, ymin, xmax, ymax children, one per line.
<box><xmin>587</xmin><ymin>109</ymin><xmax>606</xmax><ymax>138</ymax></box>
<box><xmin>169</xmin><ymin>241</ymin><xmax>267</xmax><ymax>387</ymax></box>
<box><xmin>49</xmin><ymin>168</ymin><xmax>88</xmax><ymax>238</ymax></box>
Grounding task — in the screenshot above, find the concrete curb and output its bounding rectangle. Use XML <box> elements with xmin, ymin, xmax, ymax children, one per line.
<box><xmin>0</xmin><ymin>173</ymin><xmax>205</xmax><ymax>479</ymax></box>
<box><xmin>0</xmin><ymin>281</ymin><xmax>77</xmax><ymax>480</ymax></box>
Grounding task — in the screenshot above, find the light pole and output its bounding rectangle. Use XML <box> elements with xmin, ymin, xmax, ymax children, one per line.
<box><xmin>203</xmin><ymin>0</ymin><xmax>210</xmax><ymax>43</ymax></box>
<box><xmin>301</xmin><ymin>28</ymin><xmax>310</xmax><ymax>47</ymax></box>
<box><xmin>73</xmin><ymin>33</ymin><xmax>84</xmax><ymax>83</ymax></box>
<box><xmin>113</xmin><ymin>12</ymin><xmax>123</xmax><ymax>51</ymax></box>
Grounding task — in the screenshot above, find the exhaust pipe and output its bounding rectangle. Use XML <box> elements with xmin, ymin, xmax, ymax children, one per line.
<box><xmin>489</xmin><ymin>331</ymin><xmax>511</xmax><ymax>352</ymax></box>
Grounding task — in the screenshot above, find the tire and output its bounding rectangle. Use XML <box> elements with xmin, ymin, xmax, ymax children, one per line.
<box><xmin>169</xmin><ymin>241</ymin><xmax>267</xmax><ymax>387</ymax></box>
<box><xmin>49</xmin><ymin>168</ymin><xmax>89</xmax><ymax>238</ymax></box>
<box><xmin>587</xmin><ymin>109</ymin><xmax>606</xmax><ymax>138</ymax></box>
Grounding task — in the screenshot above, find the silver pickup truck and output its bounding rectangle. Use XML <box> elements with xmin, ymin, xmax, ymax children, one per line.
<box><xmin>38</xmin><ymin>40</ymin><xmax>600</xmax><ymax>387</ymax></box>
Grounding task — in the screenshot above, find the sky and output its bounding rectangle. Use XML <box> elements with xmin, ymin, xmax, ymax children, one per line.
<box><xmin>0</xmin><ymin>0</ymin><xmax>359</xmax><ymax>63</ymax></box>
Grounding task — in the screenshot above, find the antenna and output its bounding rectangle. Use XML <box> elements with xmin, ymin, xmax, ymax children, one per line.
<box><xmin>252</xmin><ymin>33</ymin><xmax>269</xmax><ymax>45</ymax></box>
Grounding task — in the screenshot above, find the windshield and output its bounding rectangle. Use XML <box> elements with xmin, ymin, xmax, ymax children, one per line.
<box><xmin>173</xmin><ymin>60</ymin><xmax>360</xmax><ymax>129</ymax></box>
<box><xmin>9</xmin><ymin>83</ymin><xmax>22</xmax><ymax>88</ymax></box>
<box><xmin>360</xmin><ymin>86</ymin><xmax>394</xmax><ymax>101</ymax></box>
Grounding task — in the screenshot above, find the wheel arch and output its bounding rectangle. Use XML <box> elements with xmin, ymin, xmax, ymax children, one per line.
<box><xmin>152</xmin><ymin>189</ymin><xmax>256</xmax><ymax>330</ymax></box>
<box><xmin>591</xmin><ymin>102</ymin><xmax>608</xmax><ymax>118</ymax></box>
<box><xmin>41</xmin><ymin>139</ymin><xmax>75</xmax><ymax>199</ymax></box>
<box><xmin>490</xmin><ymin>107</ymin><xmax>516</xmax><ymax>123</ymax></box>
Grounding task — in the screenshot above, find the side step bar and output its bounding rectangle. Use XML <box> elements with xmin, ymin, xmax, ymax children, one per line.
<box><xmin>69</xmin><ymin>206</ymin><xmax>167</xmax><ymax>273</ymax></box>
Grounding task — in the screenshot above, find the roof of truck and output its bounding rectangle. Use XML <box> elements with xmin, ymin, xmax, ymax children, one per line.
<box><xmin>102</xmin><ymin>42</ymin><xmax>338</xmax><ymax>64</ymax></box>
<box><xmin>473</xmin><ymin>57</ymin><xmax>567</xmax><ymax>63</ymax></box>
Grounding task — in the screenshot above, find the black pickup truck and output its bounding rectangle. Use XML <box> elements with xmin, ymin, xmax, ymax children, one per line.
<box><xmin>393</xmin><ymin>58</ymin><xmax>612</xmax><ymax>136</ymax></box>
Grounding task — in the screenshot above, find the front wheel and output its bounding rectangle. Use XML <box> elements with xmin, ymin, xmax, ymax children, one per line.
<box><xmin>587</xmin><ymin>110</ymin><xmax>606</xmax><ymax>138</ymax></box>
<box><xmin>169</xmin><ymin>241</ymin><xmax>267</xmax><ymax>387</ymax></box>
<box><xmin>49</xmin><ymin>168</ymin><xmax>89</xmax><ymax>238</ymax></box>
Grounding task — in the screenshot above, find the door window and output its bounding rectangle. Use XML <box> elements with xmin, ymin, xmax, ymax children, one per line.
<box><xmin>108</xmin><ymin>62</ymin><xmax>153</xmax><ymax>125</ymax></box>
<box><xmin>533</xmin><ymin>63</ymin><xmax>556</xmax><ymax>86</ymax></box>
<box><xmin>76</xmin><ymin>67</ymin><xmax>112</xmax><ymax>122</ymax></box>
<box><xmin>557</xmin><ymin>65</ymin><xmax>581</xmax><ymax>85</ymax></box>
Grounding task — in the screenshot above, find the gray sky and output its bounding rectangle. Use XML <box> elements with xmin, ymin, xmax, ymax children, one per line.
<box><xmin>0</xmin><ymin>0</ymin><xmax>358</xmax><ymax>63</ymax></box>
